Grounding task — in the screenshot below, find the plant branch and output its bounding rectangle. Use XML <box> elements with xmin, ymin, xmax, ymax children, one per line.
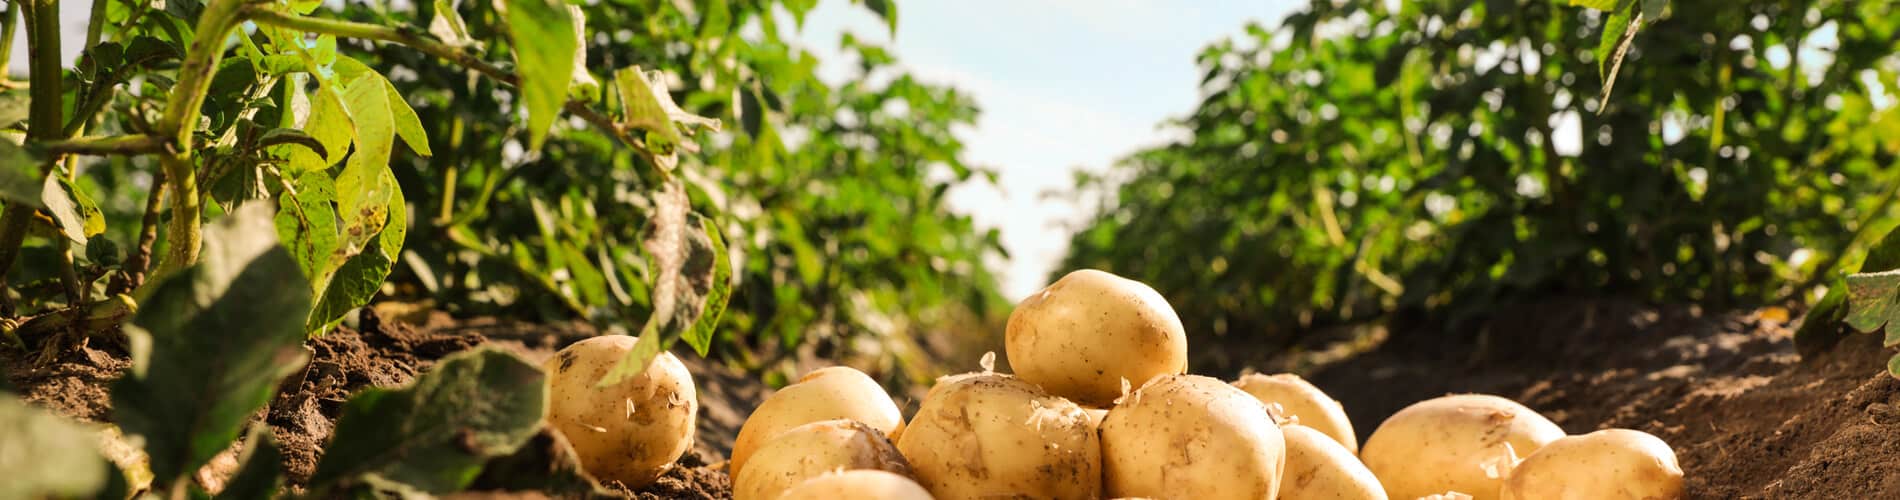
<box><xmin>143</xmin><ymin>0</ymin><xmax>248</xmax><ymax>284</ymax></box>
<box><xmin>240</xmin><ymin>7</ymin><xmax>642</xmax><ymax>147</ymax></box>
<box><xmin>39</xmin><ymin>134</ymin><xmax>169</xmax><ymax>156</ymax></box>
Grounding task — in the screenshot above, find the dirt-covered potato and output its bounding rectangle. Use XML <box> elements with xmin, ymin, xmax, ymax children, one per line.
<box><xmin>1006</xmin><ymin>269</ymin><xmax>1188</xmax><ymax>406</ymax></box>
<box><xmin>1101</xmin><ymin>374</ymin><xmax>1286</xmax><ymax>500</ymax></box>
<box><xmin>542</xmin><ymin>336</ymin><xmax>698</xmax><ymax>488</ymax></box>
<box><xmin>1279</xmin><ymin>424</ymin><xmax>1386</xmax><ymax>500</ymax></box>
<box><xmin>1360</xmin><ymin>394</ymin><xmax>1564</xmax><ymax>500</ymax></box>
<box><xmin>1234</xmin><ymin>373</ymin><xmax>1358</xmax><ymax>454</ymax></box>
<box><xmin>730</xmin><ymin>366</ymin><xmax>903</xmax><ymax>476</ymax></box>
<box><xmin>733</xmin><ymin>419</ymin><xmax>912</xmax><ymax>500</ymax></box>
<box><xmin>776</xmin><ymin>469</ymin><xmax>934</xmax><ymax>500</ymax></box>
<box><xmin>1500</xmin><ymin>428</ymin><xmax>1683</xmax><ymax>500</ymax></box>
<box><xmin>896</xmin><ymin>372</ymin><xmax>1100</xmax><ymax>500</ymax></box>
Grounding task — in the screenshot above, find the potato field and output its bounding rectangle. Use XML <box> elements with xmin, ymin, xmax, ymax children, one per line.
<box><xmin>4</xmin><ymin>0</ymin><xmax>1900</xmax><ymax>499</ymax></box>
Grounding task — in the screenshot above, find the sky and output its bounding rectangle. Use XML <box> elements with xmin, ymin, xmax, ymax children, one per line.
<box><xmin>789</xmin><ymin>0</ymin><xmax>1301</xmax><ymax>300</ymax></box>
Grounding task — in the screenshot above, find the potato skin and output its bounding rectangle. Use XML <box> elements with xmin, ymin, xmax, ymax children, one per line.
<box><xmin>1279</xmin><ymin>424</ymin><xmax>1386</xmax><ymax>500</ymax></box>
<box><xmin>1360</xmin><ymin>394</ymin><xmax>1564</xmax><ymax>500</ymax></box>
<box><xmin>1006</xmin><ymin>269</ymin><xmax>1188</xmax><ymax>406</ymax></box>
<box><xmin>1100</xmin><ymin>374</ymin><xmax>1287</xmax><ymax>500</ymax></box>
<box><xmin>542</xmin><ymin>336</ymin><xmax>698</xmax><ymax>489</ymax></box>
<box><xmin>896</xmin><ymin>372</ymin><xmax>1100</xmax><ymax>500</ymax></box>
<box><xmin>732</xmin><ymin>420</ymin><xmax>912</xmax><ymax>500</ymax></box>
<box><xmin>776</xmin><ymin>469</ymin><xmax>934</xmax><ymax>500</ymax></box>
<box><xmin>1500</xmin><ymin>429</ymin><xmax>1683</xmax><ymax>500</ymax></box>
<box><xmin>1234</xmin><ymin>373</ymin><xmax>1358</xmax><ymax>454</ymax></box>
<box><xmin>730</xmin><ymin>366</ymin><xmax>903</xmax><ymax>476</ymax></box>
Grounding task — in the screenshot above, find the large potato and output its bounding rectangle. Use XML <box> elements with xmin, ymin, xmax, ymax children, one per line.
<box><xmin>733</xmin><ymin>419</ymin><xmax>911</xmax><ymax>500</ymax></box>
<box><xmin>1234</xmin><ymin>373</ymin><xmax>1358</xmax><ymax>454</ymax></box>
<box><xmin>1279</xmin><ymin>424</ymin><xmax>1386</xmax><ymax>500</ymax></box>
<box><xmin>1360</xmin><ymin>394</ymin><xmax>1564</xmax><ymax>500</ymax></box>
<box><xmin>1101</xmin><ymin>374</ymin><xmax>1286</xmax><ymax>500</ymax></box>
<box><xmin>1006</xmin><ymin>269</ymin><xmax>1188</xmax><ymax>406</ymax></box>
<box><xmin>1500</xmin><ymin>428</ymin><xmax>1683</xmax><ymax>500</ymax></box>
<box><xmin>730</xmin><ymin>366</ymin><xmax>903</xmax><ymax>476</ymax></box>
<box><xmin>542</xmin><ymin>336</ymin><xmax>698</xmax><ymax>488</ymax></box>
<box><xmin>896</xmin><ymin>373</ymin><xmax>1100</xmax><ymax>499</ymax></box>
<box><xmin>776</xmin><ymin>469</ymin><xmax>934</xmax><ymax>500</ymax></box>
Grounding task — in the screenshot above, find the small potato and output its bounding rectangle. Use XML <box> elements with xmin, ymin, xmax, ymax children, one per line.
<box><xmin>730</xmin><ymin>366</ymin><xmax>903</xmax><ymax>476</ymax></box>
<box><xmin>897</xmin><ymin>373</ymin><xmax>1100</xmax><ymax>500</ymax></box>
<box><xmin>543</xmin><ymin>336</ymin><xmax>698</xmax><ymax>488</ymax></box>
<box><xmin>1101</xmin><ymin>374</ymin><xmax>1286</xmax><ymax>500</ymax></box>
<box><xmin>1007</xmin><ymin>269</ymin><xmax>1188</xmax><ymax>406</ymax></box>
<box><xmin>1234</xmin><ymin>373</ymin><xmax>1358</xmax><ymax>454</ymax></box>
<box><xmin>1500</xmin><ymin>429</ymin><xmax>1683</xmax><ymax>500</ymax></box>
<box><xmin>1279</xmin><ymin>424</ymin><xmax>1386</xmax><ymax>500</ymax></box>
<box><xmin>1360</xmin><ymin>394</ymin><xmax>1564</xmax><ymax>500</ymax></box>
<box><xmin>776</xmin><ymin>469</ymin><xmax>933</xmax><ymax>500</ymax></box>
<box><xmin>733</xmin><ymin>420</ymin><xmax>911</xmax><ymax>500</ymax></box>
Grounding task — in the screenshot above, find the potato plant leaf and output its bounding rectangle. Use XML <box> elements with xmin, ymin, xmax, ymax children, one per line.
<box><xmin>307</xmin><ymin>348</ymin><xmax>546</xmax><ymax>493</ymax></box>
<box><xmin>212</xmin><ymin>429</ymin><xmax>283</xmax><ymax>500</ymax></box>
<box><xmin>296</xmin><ymin>73</ymin><xmax>409</xmax><ymax>333</ymax></box>
<box><xmin>111</xmin><ymin>203</ymin><xmax>313</xmax><ymax>485</ymax></box>
<box><xmin>428</xmin><ymin>0</ymin><xmax>479</xmax><ymax>50</ymax></box>
<box><xmin>613</xmin><ymin>66</ymin><xmax>721</xmax><ymax>171</ymax></box>
<box><xmin>503</xmin><ymin>0</ymin><xmax>577</xmax><ymax>151</ymax></box>
<box><xmin>468</xmin><ymin>428</ymin><xmax>616</xmax><ymax>497</ymax></box>
<box><xmin>602</xmin><ymin>180</ymin><xmax>728</xmax><ymax>383</ymax></box>
<box><xmin>1797</xmin><ymin>227</ymin><xmax>1900</xmax><ymax>355</ymax></box>
<box><xmin>0</xmin><ymin>394</ymin><xmax>112</xmax><ymax>500</ymax></box>
<box><xmin>1844</xmin><ymin>269</ymin><xmax>1900</xmax><ymax>335</ymax></box>
<box><xmin>288</xmin><ymin>82</ymin><xmax>355</xmax><ymax>172</ymax></box>
<box><xmin>1594</xmin><ymin>0</ymin><xmax>1641</xmax><ymax>111</ymax></box>
<box><xmin>42</xmin><ymin>175</ymin><xmax>92</xmax><ymax>243</ymax></box>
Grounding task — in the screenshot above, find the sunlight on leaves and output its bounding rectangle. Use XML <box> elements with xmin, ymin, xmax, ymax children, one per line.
<box><xmin>502</xmin><ymin>0</ymin><xmax>578</xmax><ymax>151</ymax></box>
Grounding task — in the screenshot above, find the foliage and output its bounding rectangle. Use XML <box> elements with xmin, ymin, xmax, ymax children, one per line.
<box><xmin>1061</xmin><ymin>0</ymin><xmax>1900</xmax><ymax>351</ymax></box>
<box><xmin>0</xmin><ymin>392</ymin><xmax>113</xmax><ymax>499</ymax></box>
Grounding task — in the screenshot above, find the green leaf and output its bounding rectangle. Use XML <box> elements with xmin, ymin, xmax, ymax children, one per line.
<box><xmin>212</xmin><ymin>429</ymin><xmax>283</xmax><ymax>500</ymax></box>
<box><xmin>1595</xmin><ymin>0</ymin><xmax>1641</xmax><ymax>108</ymax></box>
<box><xmin>503</xmin><ymin>0</ymin><xmax>578</xmax><ymax>150</ymax></box>
<box><xmin>274</xmin><ymin>170</ymin><xmax>340</xmax><ymax>293</ymax></box>
<box><xmin>1845</xmin><ymin>269</ymin><xmax>1900</xmax><ymax>334</ymax></box>
<box><xmin>380</xmin><ymin>77</ymin><xmax>432</xmax><ymax>157</ymax></box>
<box><xmin>684</xmin><ymin>215</ymin><xmax>732</xmax><ymax>356</ymax></box>
<box><xmin>0</xmin><ymin>393</ymin><xmax>112</xmax><ymax>499</ymax></box>
<box><xmin>699</xmin><ymin>0</ymin><xmax>730</xmax><ymax>39</ymax></box>
<box><xmin>1567</xmin><ymin>0</ymin><xmax>1620</xmax><ymax>10</ymax></box>
<box><xmin>1795</xmin><ymin>283</ymin><xmax>1851</xmax><ymax>356</ymax></box>
<box><xmin>1889</xmin><ymin>354</ymin><xmax>1900</xmax><ymax>380</ymax></box>
<box><xmin>605</xmin><ymin>180</ymin><xmax>725</xmax><ymax>381</ymax></box>
<box><xmin>428</xmin><ymin>0</ymin><xmax>479</xmax><ymax>49</ymax></box>
<box><xmin>43</xmin><ymin>175</ymin><xmax>91</xmax><ymax>243</ymax></box>
<box><xmin>309</xmin><ymin>185</ymin><xmax>405</xmax><ymax>334</ymax></box>
<box><xmin>308</xmin><ymin>348</ymin><xmax>546</xmax><ymax>494</ymax></box>
<box><xmin>289</xmin><ymin>82</ymin><xmax>355</xmax><ymax>172</ymax></box>
<box><xmin>613</xmin><ymin>66</ymin><xmax>721</xmax><ymax>170</ymax></box>
<box><xmin>112</xmin><ymin>203</ymin><xmax>314</xmax><ymax>485</ymax></box>
<box><xmin>469</xmin><ymin>428</ymin><xmax>615</xmax><ymax>497</ymax></box>
<box><xmin>257</xmin><ymin>128</ymin><xmax>327</xmax><ymax>158</ymax></box>
<box><xmin>1640</xmin><ymin>0</ymin><xmax>1668</xmax><ymax>20</ymax></box>
<box><xmin>863</xmin><ymin>0</ymin><xmax>897</xmax><ymax>36</ymax></box>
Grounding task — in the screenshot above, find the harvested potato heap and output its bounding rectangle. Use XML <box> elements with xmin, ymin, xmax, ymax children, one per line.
<box><xmin>896</xmin><ymin>372</ymin><xmax>1102</xmax><ymax>499</ymax></box>
<box><xmin>729</xmin><ymin>366</ymin><xmax>904</xmax><ymax>476</ymax></box>
<box><xmin>1277</xmin><ymin>423</ymin><xmax>1386</xmax><ymax>500</ymax></box>
<box><xmin>1100</xmin><ymin>374</ymin><xmax>1287</xmax><ymax>500</ymax></box>
<box><xmin>733</xmin><ymin>419</ymin><xmax>911</xmax><ymax>500</ymax></box>
<box><xmin>1360</xmin><ymin>394</ymin><xmax>1565</xmax><ymax>500</ymax></box>
<box><xmin>1007</xmin><ymin>269</ymin><xmax>1189</xmax><ymax>406</ymax></box>
<box><xmin>1234</xmin><ymin>373</ymin><xmax>1358</xmax><ymax>454</ymax></box>
<box><xmin>1500</xmin><ymin>428</ymin><xmax>1683</xmax><ymax>500</ymax></box>
<box><xmin>542</xmin><ymin>336</ymin><xmax>699</xmax><ymax>488</ymax></box>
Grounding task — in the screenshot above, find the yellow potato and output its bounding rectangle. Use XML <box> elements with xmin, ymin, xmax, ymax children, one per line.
<box><xmin>1234</xmin><ymin>373</ymin><xmax>1358</xmax><ymax>454</ymax></box>
<box><xmin>730</xmin><ymin>366</ymin><xmax>903</xmax><ymax>476</ymax></box>
<box><xmin>542</xmin><ymin>336</ymin><xmax>698</xmax><ymax>488</ymax></box>
<box><xmin>1279</xmin><ymin>424</ymin><xmax>1386</xmax><ymax>500</ymax></box>
<box><xmin>732</xmin><ymin>419</ymin><xmax>911</xmax><ymax>500</ymax></box>
<box><xmin>1360</xmin><ymin>394</ymin><xmax>1564</xmax><ymax>500</ymax></box>
<box><xmin>1500</xmin><ymin>428</ymin><xmax>1683</xmax><ymax>500</ymax></box>
<box><xmin>896</xmin><ymin>373</ymin><xmax>1100</xmax><ymax>499</ymax></box>
<box><xmin>776</xmin><ymin>469</ymin><xmax>933</xmax><ymax>500</ymax></box>
<box><xmin>1006</xmin><ymin>269</ymin><xmax>1188</xmax><ymax>406</ymax></box>
<box><xmin>1101</xmin><ymin>374</ymin><xmax>1286</xmax><ymax>500</ymax></box>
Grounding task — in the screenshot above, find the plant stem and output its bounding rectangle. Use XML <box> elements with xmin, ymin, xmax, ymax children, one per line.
<box><xmin>84</xmin><ymin>0</ymin><xmax>107</xmax><ymax>48</ymax></box>
<box><xmin>39</xmin><ymin>134</ymin><xmax>168</xmax><ymax>156</ymax></box>
<box><xmin>109</xmin><ymin>169</ymin><xmax>165</xmax><ymax>295</ymax></box>
<box><xmin>241</xmin><ymin>7</ymin><xmax>640</xmax><ymax>146</ymax></box>
<box><xmin>145</xmin><ymin>0</ymin><xmax>248</xmax><ymax>282</ymax></box>
<box><xmin>0</xmin><ymin>0</ymin><xmax>64</xmax><ymax>290</ymax></box>
<box><xmin>0</xmin><ymin>4</ymin><xmax>17</xmax><ymax>80</ymax></box>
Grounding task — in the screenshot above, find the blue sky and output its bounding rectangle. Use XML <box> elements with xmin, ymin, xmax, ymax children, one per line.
<box><xmin>790</xmin><ymin>1</ymin><xmax>1300</xmax><ymax>299</ymax></box>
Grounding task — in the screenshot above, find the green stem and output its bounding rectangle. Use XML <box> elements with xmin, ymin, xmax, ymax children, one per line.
<box><xmin>84</xmin><ymin>0</ymin><xmax>107</xmax><ymax>48</ymax></box>
<box><xmin>145</xmin><ymin>0</ymin><xmax>247</xmax><ymax>282</ymax></box>
<box><xmin>0</xmin><ymin>0</ymin><xmax>63</xmax><ymax>289</ymax></box>
<box><xmin>39</xmin><ymin>134</ymin><xmax>168</xmax><ymax>156</ymax></box>
<box><xmin>0</xmin><ymin>4</ymin><xmax>16</xmax><ymax>80</ymax></box>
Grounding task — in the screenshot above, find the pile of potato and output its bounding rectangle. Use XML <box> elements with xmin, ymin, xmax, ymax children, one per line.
<box><xmin>539</xmin><ymin>269</ymin><xmax>1688</xmax><ymax>499</ymax></box>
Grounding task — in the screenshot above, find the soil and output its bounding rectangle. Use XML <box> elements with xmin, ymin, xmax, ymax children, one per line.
<box><xmin>7</xmin><ymin>296</ymin><xmax>1898</xmax><ymax>498</ymax></box>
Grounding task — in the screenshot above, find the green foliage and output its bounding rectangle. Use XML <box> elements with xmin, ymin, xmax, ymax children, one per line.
<box><xmin>0</xmin><ymin>393</ymin><xmax>113</xmax><ymax>499</ymax></box>
<box><xmin>111</xmin><ymin>203</ymin><xmax>312</xmax><ymax>486</ymax></box>
<box><xmin>1063</xmin><ymin>0</ymin><xmax>1900</xmax><ymax>350</ymax></box>
<box><xmin>500</xmin><ymin>0</ymin><xmax>577</xmax><ymax>150</ymax></box>
<box><xmin>307</xmin><ymin>347</ymin><xmax>547</xmax><ymax>494</ymax></box>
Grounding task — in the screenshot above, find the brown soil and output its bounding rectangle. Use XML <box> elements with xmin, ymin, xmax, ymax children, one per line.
<box><xmin>1242</xmin><ymin>298</ymin><xmax>1900</xmax><ymax>499</ymax></box>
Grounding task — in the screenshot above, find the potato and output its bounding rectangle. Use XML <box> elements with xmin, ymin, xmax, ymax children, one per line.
<box><xmin>776</xmin><ymin>469</ymin><xmax>933</xmax><ymax>500</ymax></box>
<box><xmin>1279</xmin><ymin>424</ymin><xmax>1386</xmax><ymax>500</ymax></box>
<box><xmin>896</xmin><ymin>372</ymin><xmax>1100</xmax><ymax>499</ymax></box>
<box><xmin>1100</xmin><ymin>374</ymin><xmax>1286</xmax><ymax>500</ymax></box>
<box><xmin>1359</xmin><ymin>394</ymin><xmax>1564</xmax><ymax>500</ymax></box>
<box><xmin>1006</xmin><ymin>269</ymin><xmax>1188</xmax><ymax>406</ymax></box>
<box><xmin>542</xmin><ymin>336</ymin><xmax>698</xmax><ymax>488</ymax></box>
<box><xmin>1234</xmin><ymin>373</ymin><xmax>1358</xmax><ymax>454</ymax></box>
<box><xmin>733</xmin><ymin>419</ymin><xmax>912</xmax><ymax>500</ymax></box>
<box><xmin>730</xmin><ymin>366</ymin><xmax>903</xmax><ymax>476</ymax></box>
<box><xmin>1500</xmin><ymin>429</ymin><xmax>1683</xmax><ymax>500</ymax></box>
